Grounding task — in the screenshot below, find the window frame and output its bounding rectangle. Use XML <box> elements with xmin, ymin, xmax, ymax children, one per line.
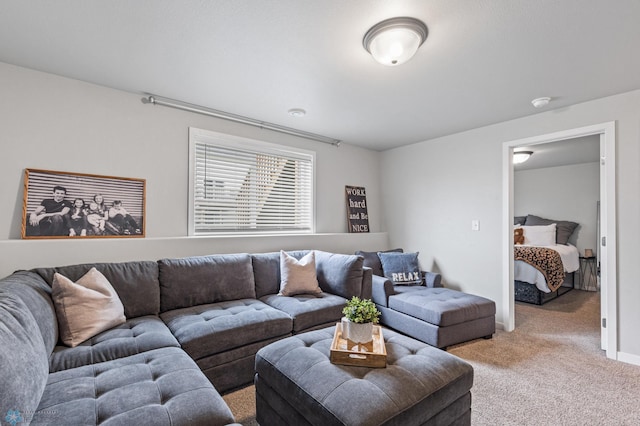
<box><xmin>188</xmin><ymin>127</ymin><xmax>316</xmax><ymax>236</ymax></box>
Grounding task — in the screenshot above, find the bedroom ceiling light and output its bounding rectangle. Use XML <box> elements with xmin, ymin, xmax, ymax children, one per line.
<box><xmin>513</xmin><ymin>151</ymin><xmax>533</xmax><ymax>164</ymax></box>
<box><xmin>363</xmin><ymin>17</ymin><xmax>428</xmax><ymax>66</ymax></box>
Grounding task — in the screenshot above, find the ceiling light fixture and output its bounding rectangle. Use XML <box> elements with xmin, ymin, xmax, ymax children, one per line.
<box><xmin>513</xmin><ymin>151</ymin><xmax>533</xmax><ymax>164</ymax></box>
<box><xmin>363</xmin><ymin>17</ymin><xmax>428</xmax><ymax>66</ymax></box>
<box><xmin>531</xmin><ymin>97</ymin><xmax>551</xmax><ymax>108</ymax></box>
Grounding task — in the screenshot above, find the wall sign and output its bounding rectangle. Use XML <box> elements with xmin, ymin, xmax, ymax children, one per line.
<box><xmin>345</xmin><ymin>185</ymin><xmax>369</xmax><ymax>233</ymax></box>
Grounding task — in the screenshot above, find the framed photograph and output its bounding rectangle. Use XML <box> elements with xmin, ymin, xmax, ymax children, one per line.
<box><xmin>22</xmin><ymin>168</ymin><xmax>145</xmax><ymax>239</ymax></box>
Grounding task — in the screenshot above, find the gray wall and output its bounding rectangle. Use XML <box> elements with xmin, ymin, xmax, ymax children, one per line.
<box><xmin>515</xmin><ymin>162</ymin><xmax>600</xmax><ymax>255</ymax></box>
<box><xmin>381</xmin><ymin>89</ymin><xmax>640</xmax><ymax>360</ymax></box>
<box><xmin>0</xmin><ymin>62</ymin><xmax>388</xmax><ymax>278</ymax></box>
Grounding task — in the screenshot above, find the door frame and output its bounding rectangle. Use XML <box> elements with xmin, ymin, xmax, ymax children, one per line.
<box><xmin>501</xmin><ymin>121</ymin><xmax>617</xmax><ymax>359</ymax></box>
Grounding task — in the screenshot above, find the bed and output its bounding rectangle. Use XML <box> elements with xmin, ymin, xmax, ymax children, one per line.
<box><xmin>513</xmin><ymin>215</ymin><xmax>580</xmax><ymax>305</ymax></box>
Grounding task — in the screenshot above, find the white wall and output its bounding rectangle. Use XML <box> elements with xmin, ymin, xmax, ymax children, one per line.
<box><xmin>515</xmin><ymin>162</ymin><xmax>600</xmax><ymax>255</ymax></box>
<box><xmin>381</xmin><ymin>89</ymin><xmax>640</xmax><ymax>359</ymax></box>
<box><xmin>0</xmin><ymin>62</ymin><xmax>388</xmax><ymax>278</ymax></box>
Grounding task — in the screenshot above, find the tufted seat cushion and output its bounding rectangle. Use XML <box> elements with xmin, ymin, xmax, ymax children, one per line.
<box><xmin>260</xmin><ymin>293</ymin><xmax>347</xmax><ymax>333</ymax></box>
<box><xmin>33</xmin><ymin>347</ymin><xmax>235</xmax><ymax>426</ymax></box>
<box><xmin>388</xmin><ymin>288</ymin><xmax>496</xmax><ymax>327</ymax></box>
<box><xmin>255</xmin><ymin>326</ymin><xmax>473</xmax><ymax>426</ymax></box>
<box><xmin>160</xmin><ymin>299</ymin><xmax>292</xmax><ymax>361</ymax></box>
<box><xmin>50</xmin><ymin>316</ymin><xmax>180</xmax><ymax>372</ymax></box>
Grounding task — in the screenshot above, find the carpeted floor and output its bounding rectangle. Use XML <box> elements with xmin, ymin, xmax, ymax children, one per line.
<box><xmin>223</xmin><ymin>289</ymin><xmax>640</xmax><ymax>425</ymax></box>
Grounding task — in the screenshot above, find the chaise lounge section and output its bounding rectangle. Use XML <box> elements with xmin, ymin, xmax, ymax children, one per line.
<box><xmin>358</xmin><ymin>249</ymin><xmax>496</xmax><ymax>349</ymax></box>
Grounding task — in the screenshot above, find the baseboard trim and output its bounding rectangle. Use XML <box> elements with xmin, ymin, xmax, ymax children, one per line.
<box><xmin>617</xmin><ymin>351</ymin><xmax>640</xmax><ymax>366</ymax></box>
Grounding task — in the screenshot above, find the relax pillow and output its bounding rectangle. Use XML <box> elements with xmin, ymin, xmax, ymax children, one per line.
<box><xmin>524</xmin><ymin>214</ymin><xmax>578</xmax><ymax>245</ymax></box>
<box><xmin>278</xmin><ymin>250</ymin><xmax>322</xmax><ymax>296</ymax></box>
<box><xmin>52</xmin><ymin>267</ymin><xmax>126</xmax><ymax>347</ymax></box>
<box><xmin>378</xmin><ymin>251</ymin><xmax>422</xmax><ymax>286</ymax></box>
<box><xmin>521</xmin><ymin>224</ymin><xmax>556</xmax><ymax>246</ymax></box>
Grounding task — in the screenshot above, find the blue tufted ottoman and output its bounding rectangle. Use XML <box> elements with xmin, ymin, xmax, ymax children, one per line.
<box><xmin>378</xmin><ymin>287</ymin><xmax>496</xmax><ymax>349</ymax></box>
<box><xmin>254</xmin><ymin>326</ymin><xmax>473</xmax><ymax>425</ymax></box>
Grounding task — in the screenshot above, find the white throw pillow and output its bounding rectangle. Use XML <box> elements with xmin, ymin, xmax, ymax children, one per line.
<box><xmin>52</xmin><ymin>267</ymin><xmax>126</xmax><ymax>347</ymax></box>
<box><xmin>521</xmin><ymin>224</ymin><xmax>557</xmax><ymax>246</ymax></box>
<box><xmin>278</xmin><ymin>250</ymin><xmax>322</xmax><ymax>296</ymax></box>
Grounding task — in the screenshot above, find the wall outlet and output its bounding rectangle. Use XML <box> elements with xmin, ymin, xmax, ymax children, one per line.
<box><xmin>471</xmin><ymin>220</ymin><xmax>480</xmax><ymax>231</ymax></box>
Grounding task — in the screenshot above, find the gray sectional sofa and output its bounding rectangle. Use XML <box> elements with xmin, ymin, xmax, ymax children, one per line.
<box><xmin>0</xmin><ymin>250</ymin><xmax>370</xmax><ymax>425</ymax></box>
<box><xmin>358</xmin><ymin>250</ymin><xmax>496</xmax><ymax>350</ymax></box>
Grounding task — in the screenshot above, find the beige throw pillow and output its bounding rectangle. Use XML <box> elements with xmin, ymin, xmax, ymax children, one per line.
<box><xmin>52</xmin><ymin>267</ymin><xmax>126</xmax><ymax>347</ymax></box>
<box><xmin>278</xmin><ymin>250</ymin><xmax>322</xmax><ymax>296</ymax></box>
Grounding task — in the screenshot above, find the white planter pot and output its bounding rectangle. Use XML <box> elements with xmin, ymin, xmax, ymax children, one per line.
<box><xmin>341</xmin><ymin>317</ymin><xmax>373</xmax><ymax>344</ymax></box>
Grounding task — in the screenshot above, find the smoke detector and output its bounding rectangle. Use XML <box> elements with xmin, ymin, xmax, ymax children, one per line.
<box><xmin>531</xmin><ymin>97</ymin><xmax>551</xmax><ymax>108</ymax></box>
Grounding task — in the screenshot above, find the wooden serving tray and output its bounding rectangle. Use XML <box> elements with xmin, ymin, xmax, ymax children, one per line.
<box><xmin>330</xmin><ymin>323</ymin><xmax>387</xmax><ymax>368</ymax></box>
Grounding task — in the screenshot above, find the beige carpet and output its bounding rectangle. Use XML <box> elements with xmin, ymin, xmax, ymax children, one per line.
<box><xmin>224</xmin><ymin>290</ymin><xmax>640</xmax><ymax>425</ymax></box>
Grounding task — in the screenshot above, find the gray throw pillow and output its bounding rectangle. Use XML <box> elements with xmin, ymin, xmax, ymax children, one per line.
<box><xmin>378</xmin><ymin>252</ymin><xmax>422</xmax><ymax>286</ymax></box>
<box><xmin>524</xmin><ymin>214</ymin><xmax>578</xmax><ymax>245</ymax></box>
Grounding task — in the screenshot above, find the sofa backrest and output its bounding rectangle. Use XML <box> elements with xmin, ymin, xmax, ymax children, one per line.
<box><xmin>158</xmin><ymin>253</ymin><xmax>256</xmax><ymax>313</ymax></box>
<box><xmin>251</xmin><ymin>250</ymin><xmax>368</xmax><ymax>300</ymax></box>
<box><xmin>33</xmin><ymin>260</ymin><xmax>161</xmax><ymax>318</ymax></box>
<box><xmin>314</xmin><ymin>251</ymin><xmax>366</xmax><ymax>299</ymax></box>
<box><xmin>0</xmin><ymin>271</ymin><xmax>53</xmax><ymax>421</ymax></box>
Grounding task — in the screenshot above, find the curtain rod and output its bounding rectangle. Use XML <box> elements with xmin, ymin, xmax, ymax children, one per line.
<box><xmin>142</xmin><ymin>94</ymin><xmax>342</xmax><ymax>147</ymax></box>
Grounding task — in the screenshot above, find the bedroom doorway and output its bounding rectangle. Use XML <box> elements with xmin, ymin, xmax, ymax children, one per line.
<box><xmin>502</xmin><ymin>122</ymin><xmax>617</xmax><ymax>360</ymax></box>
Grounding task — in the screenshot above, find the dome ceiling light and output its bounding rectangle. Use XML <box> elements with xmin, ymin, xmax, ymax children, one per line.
<box><xmin>513</xmin><ymin>151</ymin><xmax>533</xmax><ymax>164</ymax></box>
<box><xmin>363</xmin><ymin>17</ymin><xmax>428</xmax><ymax>66</ymax></box>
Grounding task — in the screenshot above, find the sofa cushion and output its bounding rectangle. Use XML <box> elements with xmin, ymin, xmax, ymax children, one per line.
<box><xmin>314</xmin><ymin>250</ymin><xmax>365</xmax><ymax>299</ymax></box>
<box><xmin>52</xmin><ymin>268</ymin><xmax>126</xmax><ymax>347</ymax></box>
<box><xmin>33</xmin><ymin>347</ymin><xmax>236</xmax><ymax>426</ymax></box>
<box><xmin>160</xmin><ymin>299</ymin><xmax>292</xmax><ymax>361</ymax></box>
<box><xmin>0</xmin><ymin>279</ymin><xmax>50</xmax><ymax>423</ymax></box>
<box><xmin>378</xmin><ymin>251</ymin><xmax>422</xmax><ymax>285</ymax></box>
<box><xmin>260</xmin><ymin>293</ymin><xmax>347</xmax><ymax>333</ymax></box>
<box><xmin>33</xmin><ymin>260</ymin><xmax>161</xmax><ymax>318</ymax></box>
<box><xmin>158</xmin><ymin>253</ymin><xmax>256</xmax><ymax>312</ymax></box>
<box><xmin>389</xmin><ymin>288</ymin><xmax>496</xmax><ymax>327</ymax></box>
<box><xmin>278</xmin><ymin>250</ymin><xmax>321</xmax><ymax>296</ymax></box>
<box><xmin>355</xmin><ymin>248</ymin><xmax>403</xmax><ymax>277</ymax></box>
<box><xmin>50</xmin><ymin>315</ymin><xmax>180</xmax><ymax>372</ymax></box>
<box><xmin>252</xmin><ymin>250</ymin><xmax>310</xmax><ymax>298</ymax></box>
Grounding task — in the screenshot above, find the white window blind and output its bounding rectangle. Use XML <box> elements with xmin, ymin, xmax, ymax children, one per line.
<box><xmin>189</xmin><ymin>128</ymin><xmax>315</xmax><ymax>235</ymax></box>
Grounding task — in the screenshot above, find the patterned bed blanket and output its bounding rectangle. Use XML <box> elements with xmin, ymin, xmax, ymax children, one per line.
<box><xmin>514</xmin><ymin>246</ymin><xmax>565</xmax><ymax>292</ymax></box>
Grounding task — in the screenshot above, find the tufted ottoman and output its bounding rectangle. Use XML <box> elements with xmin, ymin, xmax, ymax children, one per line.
<box><xmin>380</xmin><ymin>287</ymin><xmax>496</xmax><ymax>350</ymax></box>
<box><xmin>254</xmin><ymin>326</ymin><xmax>473</xmax><ymax>426</ymax></box>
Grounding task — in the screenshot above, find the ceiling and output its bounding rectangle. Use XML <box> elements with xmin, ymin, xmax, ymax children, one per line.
<box><xmin>1</xmin><ymin>1</ymin><xmax>639</xmax><ymax>151</ymax></box>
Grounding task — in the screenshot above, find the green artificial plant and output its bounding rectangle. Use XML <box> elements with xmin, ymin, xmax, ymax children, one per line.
<box><xmin>342</xmin><ymin>296</ymin><xmax>380</xmax><ymax>324</ymax></box>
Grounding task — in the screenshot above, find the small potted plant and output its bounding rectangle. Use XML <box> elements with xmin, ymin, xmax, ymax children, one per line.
<box><xmin>341</xmin><ymin>296</ymin><xmax>381</xmax><ymax>344</ymax></box>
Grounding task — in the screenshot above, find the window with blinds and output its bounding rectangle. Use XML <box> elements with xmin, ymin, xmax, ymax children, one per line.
<box><xmin>189</xmin><ymin>128</ymin><xmax>315</xmax><ymax>235</ymax></box>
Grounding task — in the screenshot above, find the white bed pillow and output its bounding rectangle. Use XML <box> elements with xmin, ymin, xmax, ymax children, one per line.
<box><xmin>521</xmin><ymin>224</ymin><xmax>556</xmax><ymax>246</ymax></box>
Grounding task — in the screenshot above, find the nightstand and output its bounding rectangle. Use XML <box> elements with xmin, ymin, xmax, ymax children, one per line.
<box><xmin>578</xmin><ymin>256</ymin><xmax>598</xmax><ymax>291</ymax></box>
